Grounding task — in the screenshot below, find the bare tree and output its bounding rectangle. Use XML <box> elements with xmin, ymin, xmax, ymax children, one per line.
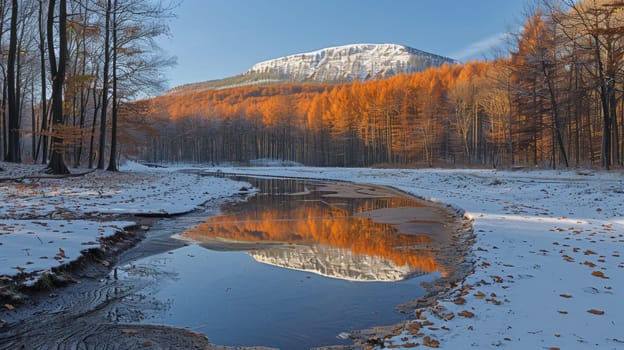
<box><xmin>5</xmin><ymin>0</ymin><xmax>19</xmax><ymax>162</ymax></box>
<box><xmin>96</xmin><ymin>0</ymin><xmax>111</xmax><ymax>169</ymax></box>
<box><xmin>45</xmin><ymin>0</ymin><xmax>69</xmax><ymax>174</ymax></box>
<box><xmin>36</xmin><ymin>0</ymin><xmax>49</xmax><ymax>164</ymax></box>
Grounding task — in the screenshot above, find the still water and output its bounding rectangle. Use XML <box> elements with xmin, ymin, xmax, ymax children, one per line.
<box><xmin>115</xmin><ymin>176</ymin><xmax>451</xmax><ymax>349</ymax></box>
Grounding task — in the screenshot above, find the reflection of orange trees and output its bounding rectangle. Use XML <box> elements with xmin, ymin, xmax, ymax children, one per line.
<box><xmin>184</xmin><ymin>204</ymin><xmax>443</xmax><ymax>274</ymax></box>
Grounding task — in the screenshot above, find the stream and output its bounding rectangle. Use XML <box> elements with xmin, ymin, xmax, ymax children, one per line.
<box><xmin>0</xmin><ymin>174</ymin><xmax>456</xmax><ymax>350</ymax></box>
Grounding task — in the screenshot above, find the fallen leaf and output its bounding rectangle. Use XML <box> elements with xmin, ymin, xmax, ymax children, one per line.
<box><xmin>423</xmin><ymin>336</ymin><xmax>440</xmax><ymax>348</ymax></box>
<box><xmin>591</xmin><ymin>271</ymin><xmax>609</xmax><ymax>279</ymax></box>
<box><xmin>142</xmin><ymin>341</ymin><xmax>153</xmax><ymax>347</ymax></box>
<box><xmin>474</xmin><ymin>291</ymin><xmax>486</xmax><ymax>299</ymax></box>
<box><xmin>559</xmin><ymin>294</ymin><xmax>573</xmax><ymax>299</ymax></box>
<box><xmin>441</xmin><ymin>312</ymin><xmax>455</xmax><ymax>321</ymax></box>
<box><xmin>587</xmin><ymin>309</ymin><xmax>605</xmax><ymax>315</ymax></box>
<box><xmin>453</xmin><ymin>297</ymin><xmax>466</xmax><ymax>305</ymax></box>
<box><xmin>121</xmin><ymin>329</ymin><xmax>138</xmax><ymax>335</ymax></box>
<box><xmin>558</xmin><ymin>310</ymin><xmax>568</xmax><ymax>315</ymax></box>
<box><xmin>562</xmin><ymin>255</ymin><xmax>575</xmax><ymax>262</ymax></box>
<box><xmin>4</xmin><ymin>304</ymin><xmax>15</xmax><ymax>311</ymax></box>
<box><xmin>458</xmin><ymin>310</ymin><xmax>475</xmax><ymax>318</ymax></box>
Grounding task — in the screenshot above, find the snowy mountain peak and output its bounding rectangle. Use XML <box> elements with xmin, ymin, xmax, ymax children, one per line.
<box><xmin>243</xmin><ymin>43</ymin><xmax>456</xmax><ymax>83</ymax></box>
<box><xmin>167</xmin><ymin>43</ymin><xmax>455</xmax><ymax>94</ymax></box>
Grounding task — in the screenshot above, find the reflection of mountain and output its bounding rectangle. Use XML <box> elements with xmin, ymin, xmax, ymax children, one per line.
<box><xmin>249</xmin><ymin>244</ymin><xmax>426</xmax><ymax>282</ymax></box>
<box><xmin>183</xmin><ymin>185</ymin><xmax>446</xmax><ymax>281</ymax></box>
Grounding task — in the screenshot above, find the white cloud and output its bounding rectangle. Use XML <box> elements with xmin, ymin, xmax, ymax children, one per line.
<box><xmin>451</xmin><ymin>32</ymin><xmax>511</xmax><ymax>61</ymax></box>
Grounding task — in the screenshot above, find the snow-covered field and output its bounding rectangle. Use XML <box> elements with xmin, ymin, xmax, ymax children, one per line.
<box><xmin>0</xmin><ymin>161</ymin><xmax>248</xmax><ymax>282</ymax></box>
<box><xmin>1</xmin><ymin>161</ymin><xmax>622</xmax><ymax>349</ymax></box>
<box><xmin>215</xmin><ymin>166</ymin><xmax>624</xmax><ymax>349</ymax></box>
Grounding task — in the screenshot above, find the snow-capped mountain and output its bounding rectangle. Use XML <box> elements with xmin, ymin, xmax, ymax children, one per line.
<box><xmin>244</xmin><ymin>43</ymin><xmax>455</xmax><ymax>83</ymax></box>
<box><xmin>167</xmin><ymin>43</ymin><xmax>455</xmax><ymax>93</ymax></box>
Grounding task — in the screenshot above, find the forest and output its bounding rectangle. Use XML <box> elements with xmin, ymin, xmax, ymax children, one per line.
<box><xmin>1</xmin><ymin>0</ymin><xmax>624</xmax><ymax>170</ymax></box>
<box><xmin>0</xmin><ymin>0</ymin><xmax>173</xmax><ymax>173</ymax></box>
<box><xmin>145</xmin><ymin>0</ymin><xmax>624</xmax><ymax>169</ymax></box>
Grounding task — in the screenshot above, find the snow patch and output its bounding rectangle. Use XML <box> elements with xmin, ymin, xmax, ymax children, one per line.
<box><xmin>0</xmin><ymin>220</ymin><xmax>134</xmax><ymax>277</ymax></box>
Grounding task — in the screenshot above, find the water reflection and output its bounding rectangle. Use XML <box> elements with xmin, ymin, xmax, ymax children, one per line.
<box><xmin>183</xmin><ymin>178</ymin><xmax>447</xmax><ymax>281</ymax></box>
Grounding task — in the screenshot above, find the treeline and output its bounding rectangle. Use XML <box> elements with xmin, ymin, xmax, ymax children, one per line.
<box><xmin>0</xmin><ymin>0</ymin><xmax>173</xmax><ymax>173</ymax></box>
<box><xmin>145</xmin><ymin>0</ymin><xmax>624</xmax><ymax>169</ymax></box>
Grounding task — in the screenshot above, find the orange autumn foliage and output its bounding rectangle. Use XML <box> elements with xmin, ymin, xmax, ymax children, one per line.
<box><xmin>145</xmin><ymin>61</ymin><xmax>501</xmax><ymax>166</ymax></box>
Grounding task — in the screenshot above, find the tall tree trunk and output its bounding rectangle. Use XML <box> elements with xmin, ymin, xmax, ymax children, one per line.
<box><xmin>107</xmin><ymin>0</ymin><xmax>118</xmax><ymax>171</ymax></box>
<box><xmin>6</xmin><ymin>0</ymin><xmax>19</xmax><ymax>162</ymax></box>
<box><xmin>541</xmin><ymin>60</ymin><xmax>569</xmax><ymax>168</ymax></box>
<box><xmin>88</xmin><ymin>81</ymin><xmax>101</xmax><ymax>169</ymax></box>
<box><xmin>593</xmin><ymin>35</ymin><xmax>612</xmax><ymax>170</ymax></box>
<box><xmin>74</xmin><ymin>25</ymin><xmax>90</xmax><ymax>168</ymax></box>
<box><xmin>97</xmin><ymin>0</ymin><xmax>112</xmax><ymax>169</ymax></box>
<box><xmin>31</xmin><ymin>81</ymin><xmax>36</xmax><ymax>163</ymax></box>
<box><xmin>1</xmin><ymin>81</ymin><xmax>6</xmax><ymax>158</ymax></box>
<box><xmin>0</xmin><ymin>0</ymin><xmax>5</xmax><ymax>159</ymax></box>
<box><xmin>37</xmin><ymin>0</ymin><xmax>48</xmax><ymax>164</ymax></box>
<box><xmin>609</xmin><ymin>88</ymin><xmax>619</xmax><ymax>166</ymax></box>
<box><xmin>46</xmin><ymin>0</ymin><xmax>70</xmax><ymax>175</ymax></box>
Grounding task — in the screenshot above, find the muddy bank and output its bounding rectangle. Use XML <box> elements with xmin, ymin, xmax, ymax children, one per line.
<box><xmin>0</xmin><ymin>215</ymin><xmax>153</xmax><ymax>305</ymax></box>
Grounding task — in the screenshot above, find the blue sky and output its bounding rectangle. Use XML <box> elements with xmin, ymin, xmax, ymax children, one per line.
<box><xmin>158</xmin><ymin>0</ymin><xmax>528</xmax><ymax>88</ymax></box>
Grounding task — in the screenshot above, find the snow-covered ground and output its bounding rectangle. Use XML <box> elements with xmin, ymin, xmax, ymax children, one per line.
<box><xmin>0</xmin><ymin>219</ymin><xmax>134</xmax><ymax>277</ymax></box>
<box><xmin>1</xmin><ymin>162</ymin><xmax>622</xmax><ymax>349</ymax></box>
<box><xmin>0</xmin><ymin>161</ymin><xmax>244</xmax><ymax>218</ymax></box>
<box><xmin>212</xmin><ymin>166</ymin><xmax>624</xmax><ymax>349</ymax></box>
<box><xmin>0</xmin><ymin>161</ymin><xmax>248</xmax><ymax>282</ymax></box>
